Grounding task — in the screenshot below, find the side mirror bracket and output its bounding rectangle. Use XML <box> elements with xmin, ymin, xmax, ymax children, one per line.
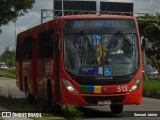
<box><xmin>142</xmin><ymin>38</ymin><xmax>148</xmax><ymax>51</ymax></box>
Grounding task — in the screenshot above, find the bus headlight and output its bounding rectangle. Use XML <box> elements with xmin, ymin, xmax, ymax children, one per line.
<box><xmin>129</xmin><ymin>78</ymin><xmax>141</xmax><ymax>92</ymax></box>
<box><xmin>63</xmin><ymin>79</ymin><xmax>79</xmax><ymax>94</ymax></box>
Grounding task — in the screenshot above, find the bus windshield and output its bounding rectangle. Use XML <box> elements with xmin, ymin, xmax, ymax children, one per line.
<box><xmin>64</xmin><ymin>19</ymin><xmax>139</xmax><ymax>76</ymax></box>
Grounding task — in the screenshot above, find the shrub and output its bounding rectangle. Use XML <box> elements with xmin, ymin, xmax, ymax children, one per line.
<box><xmin>0</xmin><ymin>68</ymin><xmax>16</xmax><ymax>78</ymax></box>
<box><xmin>62</xmin><ymin>104</ymin><xmax>84</xmax><ymax>120</ymax></box>
<box><xmin>143</xmin><ymin>73</ymin><xmax>160</xmax><ymax>97</ymax></box>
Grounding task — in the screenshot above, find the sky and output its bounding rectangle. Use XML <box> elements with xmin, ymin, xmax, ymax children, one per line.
<box><xmin>0</xmin><ymin>0</ymin><xmax>160</xmax><ymax>54</ymax></box>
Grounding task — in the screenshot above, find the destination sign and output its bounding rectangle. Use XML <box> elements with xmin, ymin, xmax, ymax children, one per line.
<box><xmin>64</xmin><ymin>19</ymin><xmax>136</xmax><ymax>31</ymax></box>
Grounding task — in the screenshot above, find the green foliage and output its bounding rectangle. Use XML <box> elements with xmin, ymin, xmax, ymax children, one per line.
<box><xmin>143</xmin><ymin>73</ymin><xmax>149</xmax><ymax>82</ymax></box>
<box><xmin>62</xmin><ymin>104</ymin><xmax>84</xmax><ymax>120</ymax></box>
<box><xmin>0</xmin><ymin>68</ymin><xmax>16</xmax><ymax>78</ymax></box>
<box><xmin>0</xmin><ymin>0</ymin><xmax>35</xmax><ymax>30</ymax></box>
<box><xmin>138</xmin><ymin>15</ymin><xmax>160</xmax><ymax>47</ymax></box>
<box><xmin>138</xmin><ymin>14</ymin><xmax>160</xmax><ymax>69</ymax></box>
<box><xmin>0</xmin><ymin>50</ymin><xmax>16</xmax><ymax>67</ymax></box>
<box><xmin>143</xmin><ymin>73</ymin><xmax>160</xmax><ymax>97</ymax></box>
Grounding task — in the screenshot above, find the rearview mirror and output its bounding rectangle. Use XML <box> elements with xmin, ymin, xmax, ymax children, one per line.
<box><xmin>142</xmin><ymin>38</ymin><xmax>148</xmax><ymax>51</ymax></box>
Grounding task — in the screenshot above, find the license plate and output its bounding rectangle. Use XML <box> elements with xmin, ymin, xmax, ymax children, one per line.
<box><xmin>98</xmin><ymin>100</ymin><xmax>111</xmax><ymax>105</ymax></box>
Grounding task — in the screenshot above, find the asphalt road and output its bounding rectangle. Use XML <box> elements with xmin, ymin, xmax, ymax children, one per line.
<box><xmin>82</xmin><ymin>97</ymin><xmax>160</xmax><ymax>119</ymax></box>
<box><xmin>0</xmin><ymin>77</ymin><xmax>25</xmax><ymax>98</ymax></box>
<box><xmin>0</xmin><ymin>77</ymin><xmax>160</xmax><ymax>120</ymax></box>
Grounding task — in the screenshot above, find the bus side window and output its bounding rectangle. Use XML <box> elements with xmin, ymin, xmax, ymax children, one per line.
<box><xmin>55</xmin><ymin>36</ymin><xmax>60</xmax><ymax>52</ymax></box>
<box><xmin>47</xmin><ymin>29</ymin><xmax>54</xmax><ymax>58</ymax></box>
<box><xmin>38</xmin><ymin>29</ymin><xmax>54</xmax><ymax>59</ymax></box>
<box><xmin>23</xmin><ymin>36</ymin><xmax>33</xmax><ymax>60</ymax></box>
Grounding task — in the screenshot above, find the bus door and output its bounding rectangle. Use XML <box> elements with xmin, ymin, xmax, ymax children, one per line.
<box><xmin>32</xmin><ymin>35</ymin><xmax>38</xmax><ymax>95</ymax></box>
<box><xmin>16</xmin><ymin>39</ymin><xmax>23</xmax><ymax>91</ymax></box>
<box><xmin>54</xmin><ymin>33</ymin><xmax>61</xmax><ymax>103</ymax></box>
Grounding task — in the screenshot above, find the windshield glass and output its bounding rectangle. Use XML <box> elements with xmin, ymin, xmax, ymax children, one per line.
<box><xmin>64</xmin><ymin>32</ymin><xmax>139</xmax><ymax>76</ymax></box>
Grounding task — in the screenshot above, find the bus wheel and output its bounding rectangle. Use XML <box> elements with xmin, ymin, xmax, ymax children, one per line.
<box><xmin>110</xmin><ymin>104</ymin><xmax>123</xmax><ymax>114</ymax></box>
<box><xmin>28</xmin><ymin>94</ymin><xmax>36</xmax><ymax>104</ymax></box>
<box><xmin>46</xmin><ymin>81</ymin><xmax>62</xmax><ymax>114</ymax></box>
<box><xmin>46</xmin><ymin>81</ymin><xmax>54</xmax><ymax>112</ymax></box>
<box><xmin>24</xmin><ymin>80</ymin><xmax>36</xmax><ymax>104</ymax></box>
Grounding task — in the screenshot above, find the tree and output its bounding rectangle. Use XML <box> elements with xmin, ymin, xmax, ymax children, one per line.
<box><xmin>0</xmin><ymin>0</ymin><xmax>35</xmax><ymax>33</ymax></box>
<box><xmin>0</xmin><ymin>50</ymin><xmax>16</xmax><ymax>67</ymax></box>
<box><xmin>138</xmin><ymin>14</ymin><xmax>160</xmax><ymax>68</ymax></box>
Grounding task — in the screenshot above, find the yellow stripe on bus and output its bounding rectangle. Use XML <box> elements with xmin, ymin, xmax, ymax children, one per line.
<box><xmin>94</xmin><ymin>86</ymin><xmax>101</xmax><ymax>93</ymax></box>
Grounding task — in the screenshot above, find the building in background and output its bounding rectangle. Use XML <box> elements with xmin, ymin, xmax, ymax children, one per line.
<box><xmin>5</xmin><ymin>46</ymin><xmax>13</xmax><ymax>52</ymax></box>
<box><xmin>54</xmin><ymin>0</ymin><xmax>133</xmax><ymax>16</ymax></box>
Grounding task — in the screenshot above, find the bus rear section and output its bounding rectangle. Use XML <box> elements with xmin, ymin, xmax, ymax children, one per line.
<box><xmin>59</xmin><ymin>15</ymin><xmax>142</xmax><ymax>113</ymax></box>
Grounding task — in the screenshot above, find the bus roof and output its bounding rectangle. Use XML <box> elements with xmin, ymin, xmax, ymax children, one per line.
<box><xmin>17</xmin><ymin>14</ymin><xmax>136</xmax><ymax>38</ymax></box>
<box><xmin>61</xmin><ymin>14</ymin><xmax>136</xmax><ymax>20</ymax></box>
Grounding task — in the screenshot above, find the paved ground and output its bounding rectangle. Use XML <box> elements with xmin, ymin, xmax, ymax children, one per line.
<box><xmin>0</xmin><ymin>77</ymin><xmax>32</xmax><ymax>120</ymax></box>
<box><xmin>0</xmin><ymin>77</ymin><xmax>25</xmax><ymax>98</ymax></box>
<box><xmin>0</xmin><ymin>107</ymin><xmax>10</xmax><ymax>112</ymax></box>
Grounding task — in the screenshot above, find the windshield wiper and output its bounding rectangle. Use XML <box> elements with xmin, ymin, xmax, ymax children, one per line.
<box><xmin>117</xmin><ymin>31</ymin><xmax>135</xmax><ymax>46</ymax></box>
<box><xmin>80</xmin><ymin>31</ymin><xmax>93</xmax><ymax>50</ymax></box>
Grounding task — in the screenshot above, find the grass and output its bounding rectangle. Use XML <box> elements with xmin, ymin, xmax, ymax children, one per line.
<box><xmin>62</xmin><ymin>104</ymin><xmax>84</xmax><ymax>120</ymax></box>
<box><xmin>0</xmin><ymin>96</ymin><xmax>63</xmax><ymax>120</ymax></box>
<box><xmin>143</xmin><ymin>73</ymin><xmax>160</xmax><ymax>97</ymax></box>
<box><xmin>0</xmin><ymin>68</ymin><xmax>16</xmax><ymax>78</ymax></box>
<box><xmin>143</xmin><ymin>80</ymin><xmax>160</xmax><ymax>97</ymax></box>
<box><xmin>0</xmin><ymin>94</ymin><xmax>83</xmax><ymax>120</ymax></box>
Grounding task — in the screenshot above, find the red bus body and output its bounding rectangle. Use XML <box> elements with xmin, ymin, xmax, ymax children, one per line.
<box><xmin>16</xmin><ymin>15</ymin><xmax>142</xmax><ymax>109</ymax></box>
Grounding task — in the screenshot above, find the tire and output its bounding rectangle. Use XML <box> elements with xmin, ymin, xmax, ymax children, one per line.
<box><xmin>28</xmin><ymin>93</ymin><xmax>36</xmax><ymax>104</ymax></box>
<box><xmin>46</xmin><ymin>81</ymin><xmax>61</xmax><ymax>114</ymax></box>
<box><xmin>110</xmin><ymin>104</ymin><xmax>123</xmax><ymax>114</ymax></box>
<box><xmin>46</xmin><ymin>81</ymin><xmax>54</xmax><ymax>112</ymax></box>
<box><xmin>24</xmin><ymin>79</ymin><xmax>36</xmax><ymax>104</ymax></box>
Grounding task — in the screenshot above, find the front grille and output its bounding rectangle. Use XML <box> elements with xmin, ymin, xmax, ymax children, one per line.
<box><xmin>83</xmin><ymin>95</ymin><xmax>125</xmax><ymax>105</ymax></box>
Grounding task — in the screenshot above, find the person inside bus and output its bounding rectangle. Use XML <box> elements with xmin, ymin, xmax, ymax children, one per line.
<box><xmin>65</xmin><ymin>37</ymin><xmax>81</xmax><ymax>71</ymax></box>
<box><xmin>74</xmin><ymin>35</ymin><xmax>95</xmax><ymax>66</ymax></box>
<box><xmin>108</xmin><ymin>37</ymin><xmax>124</xmax><ymax>55</ymax></box>
<box><xmin>96</xmin><ymin>45</ymin><xmax>107</xmax><ymax>65</ymax></box>
<box><xmin>95</xmin><ymin>35</ymin><xmax>108</xmax><ymax>65</ymax></box>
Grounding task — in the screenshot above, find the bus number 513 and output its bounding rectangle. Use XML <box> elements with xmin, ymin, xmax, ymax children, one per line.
<box><xmin>117</xmin><ymin>86</ymin><xmax>128</xmax><ymax>92</ymax></box>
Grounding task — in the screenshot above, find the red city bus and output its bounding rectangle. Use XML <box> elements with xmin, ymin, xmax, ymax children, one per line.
<box><xmin>16</xmin><ymin>14</ymin><xmax>142</xmax><ymax>113</ymax></box>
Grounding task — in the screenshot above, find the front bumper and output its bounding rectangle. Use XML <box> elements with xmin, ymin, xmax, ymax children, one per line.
<box><xmin>61</xmin><ymin>89</ymin><xmax>142</xmax><ymax>106</ymax></box>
